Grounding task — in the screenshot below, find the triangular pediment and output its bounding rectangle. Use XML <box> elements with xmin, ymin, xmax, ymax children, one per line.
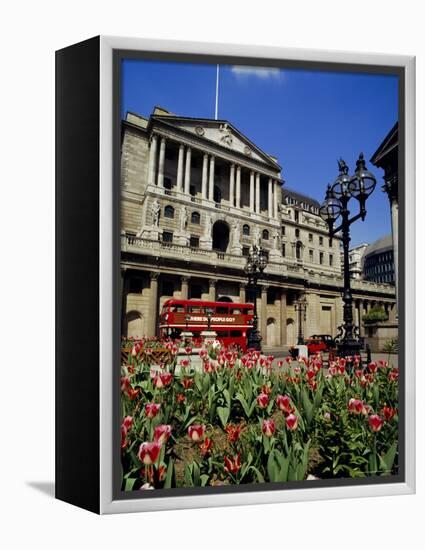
<box><xmin>152</xmin><ymin>115</ymin><xmax>281</xmax><ymax>171</ymax></box>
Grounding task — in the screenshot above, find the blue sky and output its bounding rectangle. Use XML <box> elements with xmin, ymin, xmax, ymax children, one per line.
<box><xmin>121</xmin><ymin>59</ymin><xmax>398</xmax><ymax>247</ymax></box>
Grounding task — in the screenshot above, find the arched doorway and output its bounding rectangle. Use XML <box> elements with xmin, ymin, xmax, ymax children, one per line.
<box><xmin>125</xmin><ymin>310</ymin><xmax>144</xmax><ymax>339</ymax></box>
<box><xmin>286</xmin><ymin>318</ymin><xmax>296</xmax><ymax>346</ymax></box>
<box><xmin>267</xmin><ymin>317</ymin><xmax>278</xmax><ymax>347</ymax></box>
<box><xmin>217</xmin><ymin>296</ymin><xmax>233</xmax><ymax>302</ymax></box>
<box><xmin>212</xmin><ymin>220</ymin><xmax>230</xmax><ymax>252</ymax></box>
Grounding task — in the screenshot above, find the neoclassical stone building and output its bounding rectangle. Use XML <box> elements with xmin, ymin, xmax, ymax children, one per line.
<box><xmin>120</xmin><ymin>106</ymin><xmax>396</xmax><ymax>349</ymax></box>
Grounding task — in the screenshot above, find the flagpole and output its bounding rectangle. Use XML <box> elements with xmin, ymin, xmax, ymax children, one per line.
<box><xmin>215</xmin><ymin>64</ymin><xmax>219</xmax><ymax>120</ymax></box>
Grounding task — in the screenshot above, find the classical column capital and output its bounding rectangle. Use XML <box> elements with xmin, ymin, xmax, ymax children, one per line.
<box><xmin>150</xmin><ymin>271</ymin><xmax>160</xmax><ymax>281</ymax></box>
<box><xmin>208</xmin><ymin>279</ymin><xmax>217</xmax><ymax>287</ymax></box>
<box><xmin>181</xmin><ymin>275</ymin><xmax>191</xmax><ymax>284</ymax></box>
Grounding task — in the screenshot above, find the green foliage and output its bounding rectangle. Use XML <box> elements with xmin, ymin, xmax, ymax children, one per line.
<box><xmin>362</xmin><ymin>306</ymin><xmax>389</xmax><ymax>324</ymax></box>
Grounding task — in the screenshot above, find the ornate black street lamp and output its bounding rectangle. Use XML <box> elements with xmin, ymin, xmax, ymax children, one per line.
<box><xmin>244</xmin><ymin>245</ymin><xmax>268</xmax><ymax>350</ymax></box>
<box><xmin>205</xmin><ymin>307</ymin><xmax>213</xmax><ymax>331</ymax></box>
<box><xmin>319</xmin><ymin>154</ymin><xmax>376</xmax><ymax>360</ymax></box>
<box><xmin>295</xmin><ymin>295</ymin><xmax>307</xmax><ymax>345</ymax></box>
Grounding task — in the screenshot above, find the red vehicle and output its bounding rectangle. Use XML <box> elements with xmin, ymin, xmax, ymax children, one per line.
<box><xmin>305</xmin><ymin>334</ymin><xmax>336</xmax><ymax>354</ymax></box>
<box><xmin>159</xmin><ymin>299</ymin><xmax>254</xmax><ymax>351</ymax></box>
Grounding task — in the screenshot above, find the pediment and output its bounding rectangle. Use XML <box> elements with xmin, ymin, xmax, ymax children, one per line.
<box><xmin>153</xmin><ymin>116</ymin><xmax>280</xmax><ymax>170</ymax></box>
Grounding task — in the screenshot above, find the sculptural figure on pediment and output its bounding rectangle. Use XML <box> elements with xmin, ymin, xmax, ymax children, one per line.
<box><xmin>219</xmin><ymin>123</ymin><xmax>233</xmax><ymax>147</ymax></box>
<box><xmin>152</xmin><ymin>199</ymin><xmax>160</xmax><ymax>227</ymax></box>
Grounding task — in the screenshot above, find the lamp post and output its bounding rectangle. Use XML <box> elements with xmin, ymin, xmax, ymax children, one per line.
<box><xmin>205</xmin><ymin>307</ymin><xmax>213</xmax><ymax>330</ymax></box>
<box><xmin>319</xmin><ymin>154</ymin><xmax>376</xmax><ymax>360</ymax></box>
<box><xmin>244</xmin><ymin>245</ymin><xmax>268</xmax><ymax>350</ymax></box>
<box><xmin>295</xmin><ymin>295</ymin><xmax>307</xmax><ymax>345</ymax></box>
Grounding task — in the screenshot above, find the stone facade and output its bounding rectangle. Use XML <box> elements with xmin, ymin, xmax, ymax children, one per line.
<box><xmin>120</xmin><ymin>107</ymin><xmax>396</xmax><ymax>348</ymax></box>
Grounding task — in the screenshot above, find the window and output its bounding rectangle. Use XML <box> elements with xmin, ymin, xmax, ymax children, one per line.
<box><xmin>282</xmin><ymin>243</ymin><xmax>286</xmax><ymax>257</ymax></box>
<box><xmin>329</xmin><ymin>254</ymin><xmax>334</xmax><ymax>266</ymax></box>
<box><xmin>295</xmin><ymin>228</ymin><xmax>300</xmax><ymax>238</ymax></box>
<box><xmin>319</xmin><ymin>236</ymin><xmax>323</xmax><ymax>246</ymax></box>
<box><xmin>213</xmin><ymin>185</ymin><xmax>222</xmax><ymax>203</ymax></box>
<box><xmin>319</xmin><ymin>252</ymin><xmax>324</xmax><ymax>265</ymax></box>
<box><xmin>163</xmin><ymin>177</ymin><xmax>172</xmax><ymax>190</ymax></box>
<box><xmin>189</xmin><ymin>184</ymin><xmax>196</xmax><ymax>197</ymax></box>
<box><xmin>309</xmin><ymin>233</ymin><xmax>313</xmax><ymax>242</ymax></box>
<box><xmin>242</xmin><ymin>246</ymin><xmax>250</xmax><ymax>257</ymax></box>
<box><xmin>296</xmin><ymin>242</ymin><xmax>302</xmax><ymax>260</ymax></box>
<box><xmin>242</xmin><ymin>224</ymin><xmax>250</xmax><ymax>236</ymax></box>
<box><xmin>309</xmin><ymin>250</ymin><xmax>314</xmax><ymax>261</ymax></box>
<box><xmin>164</xmin><ymin>205</ymin><xmax>174</xmax><ymax>219</ymax></box>
<box><xmin>281</xmin><ymin>226</ymin><xmax>286</xmax><ymax>236</ymax></box>
<box><xmin>190</xmin><ymin>236</ymin><xmax>199</xmax><ymax>248</ymax></box>
<box><xmin>262</xmin><ymin>250</ymin><xmax>269</xmax><ymax>261</ymax></box>
<box><xmin>294</xmin><ymin>210</ymin><xmax>299</xmax><ymax>223</ymax></box>
<box><xmin>191</xmin><ymin>211</ymin><xmax>200</xmax><ymax>224</ymax></box>
<box><xmin>329</xmin><ymin>238</ymin><xmax>333</xmax><ymax>247</ymax></box>
<box><xmin>162</xmin><ymin>231</ymin><xmax>173</xmax><ymax>243</ymax></box>
<box><xmin>262</xmin><ymin>229</ymin><xmax>269</xmax><ymax>240</ymax></box>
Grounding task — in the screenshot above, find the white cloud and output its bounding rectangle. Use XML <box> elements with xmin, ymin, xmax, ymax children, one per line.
<box><xmin>230</xmin><ymin>65</ymin><xmax>283</xmax><ymax>80</ymax></box>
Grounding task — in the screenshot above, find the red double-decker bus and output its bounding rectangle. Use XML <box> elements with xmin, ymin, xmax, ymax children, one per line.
<box><xmin>159</xmin><ymin>299</ymin><xmax>254</xmax><ymax>350</ymax></box>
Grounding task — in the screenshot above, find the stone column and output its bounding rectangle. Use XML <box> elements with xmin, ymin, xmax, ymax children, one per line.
<box><xmin>176</xmin><ymin>144</ymin><xmax>185</xmax><ymax>191</ymax></box>
<box><xmin>147</xmin><ymin>134</ymin><xmax>158</xmax><ymax>187</ymax></box>
<box><xmin>260</xmin><ymin>285</ymin><xmax>268</xmax><ymax>342</ymax></box>
<box><xmin>181</xmin><ymin>276</ymin><xmax>190</xmax><ymax>300</ymax></box>
<box><xmin>157</xmin><ymin>137</ymin><xmax>166</xmax><ymax>187</ymax></box>
<box><xmin>280</xmin><ymin>290</ymin><xmax>287</xmax><ymax>345</ymax></box>
<box><xmin>273</xmin><ymin>181</ymin><xmax>279</xmax><ymax>219</ymax></box>
<box><xmin>268</xmin><ymin>178</ymin><xmax>273</xmax><ymax>218</ymax></box>
<box><xmin>229</xmin><ymin>163</ymin><xmax>235</xmax><ymax>207</ymax></box>
<box><xmin>201</xmin><ymin>153</ymin><xmax>208</xmax><ymax>199</ymax></box>
<box><xmin>239</xmin><ymin>283</ymin><xmax>246</xmax><ymax>303</ymax></box>
<box><xmin>208</xmin><ymin>155</ymin><xmax>215</xmax><ymax>201</ymax></box>
<box><xmin>184</xmin><ymin>146</ymin><xmax>191</xmax><ymax>195</ymax></box>
<box><xmin>255</xmin><ymin>173</ymin><xmax>260</xmax><ymax>214</ymax></box>
<box><xmin>358</xmin><ymin>300</ymin><xmax>364</xmax><ymax>337</ymax></box>
<box><xmin>209</xmin><ymin>279</ymin><xmax>216</xmax><ymax>301</ymax></box>
<box><xmin>148</xmin><ymin>272</ymin><xmax>159</xmax><ymax>337</ymax></box>
<box><xmin>249</xmin><ymin>171</ymin><xmax>255</xmax><ymax>212</ymax></box>
<box><xmin>236</xmin><ymin>166</ymin><xmax>241</xmax><ymax>209</ymax></box>
<box><xmin>391</xmin><ymin>200</ymin><xmax>399</xmax><ymax>309</ymax></box>
<box><xmin>389</xmin><ymin>302</ymin><xmax>397</xmax><ymax>322</ymax></box>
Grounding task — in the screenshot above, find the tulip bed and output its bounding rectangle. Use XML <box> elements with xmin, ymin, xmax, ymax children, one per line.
<box><xmin>120</xmin><ymin>341</ymin><xmax>399</xmax><ymax>491</ymax></box>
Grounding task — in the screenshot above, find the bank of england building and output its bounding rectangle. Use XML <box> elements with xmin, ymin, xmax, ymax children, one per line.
<box><xmin>120</xmin><ymin>106</ymin><xmax>396</xmax><ymax>349</ymax></box>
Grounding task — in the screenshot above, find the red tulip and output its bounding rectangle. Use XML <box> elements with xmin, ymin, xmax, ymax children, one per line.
<box><xmin>276</xmin><ymin>394</ymin><xmax>293</xmax><ymax>415</ymax></box>
<box><xmin>199</xmin><ymin>437</ymin><xmax>213</xmax><ymax>456</ymax></box>
<box><xmin>368</xmin><ymin>361</ymin><xmax>378</xmax><ymax>373</ymax></box>
<box><xmin>306</xmin><ymin>369</ymin><xmax>316</xmax><ymax>380</ymax></box>
<box><xmin>177</xmin><ymin>393</ymin><xmax>185</xmax><ymax>403</ymax></box>
<box><xmin>153</xmin><ymin>372</ymin><xmax>173</xmax><ymax>388</ymax></box>
<box><xmin>127</xmin><ymin>387</ymin><xmax>140</xmax><ymax>400</ymax></box>
<box><xmin>389</xmin><ymin>368</ymin><xmax>399</xmax><ymax>381</ymax></box>
<box><xmin>348</xmin><ymin>398</ymin><xmax>364</xmax><ymax>415</ymax></box>
<box><xmin>138</xmin><ymin>441</ymin><xmax>161</xmax><ymax>465</ymax></box>
<box><xmin>262</xmin><ymin>419</ymin><xmax>276</xmax><ymax>437</ymax></box>
<box><xmin>153</xmin><ymin>424</ymin><xmax>172</xmax><ymax>445</ymax></box>
<box><xmin>182</xmin><ymin>377</ymin><xmax>193</xmax><ymax>390</ymax></box>
<box><xmin>122</xmin><ymin>416</ymin><xmax>133</xmax><ymax>430</ymax></box>
<box><xmin>224</xmin><ymin>453</ymin><xmax>242</xmax><ymax>475</ymax></box>
<box><xmin>256</xmin><ymin>393</ymin><xmax>269</xmax><ymax>409</ymax></box>
<box><xmin>381</xmin><ymin>406</ymin><xmax>397</xmax><ymax>421</ymax></box>
<box><xmin>225</xmin><ymin>423</ymin><xmax>242</xmax><ymax>443</ymax></box>
<box><xmin>145</xmin><ymin>403</ymin><xmax>161</xmax><ymax>418</ymax></box>
<box><xmin>369</xmin><ymin>414</ymin><xmax>384</xmax><ymax>433</ymax></box>
<box><xmin>285</xmin><ymin>413</ymin><xmax>298</xmax><ymax>431</ymax></box>
<box><xmin>120</xmin><ymin>376</ymin><xmax>130</xmax><ymax>392</ymax></box>
<box><xmin>188</xmin><ymin>424</ymin><xmax>206</xmax><ymax>442</ymax></box>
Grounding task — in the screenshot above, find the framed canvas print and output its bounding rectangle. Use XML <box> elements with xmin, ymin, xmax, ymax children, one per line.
<box><xmin>55</xmin><ymin>36</ymin><xmax>415</xmax><ymax>514</ymax></box>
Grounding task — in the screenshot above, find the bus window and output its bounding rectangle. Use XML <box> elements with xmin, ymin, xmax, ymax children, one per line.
<box><xmin>230</xmin><ymin>330</ymin><xmax>242</xmax><ymax>337</ymax></box>
<box><xmin>216</xmin><ymin>306</ymin><xmax>229</xmax><ymax>314</ymax></box>
<box><xmin>217</xmin><ymin>330</ymin><xmax>229</xmax><ymax>338</ymax></box>
<box><xmin>230</xmin><ymin>307</ymin><xmax>241</xmax><ymax>314</ymax></box>
<box><xmin>170</xmin><ymin>304</ymin><xmax>184</xmax><ymax>312</ymax></box>
<box><xmin>189</xmin><ymin>305</ymin><xmax>202</xmax><ymax>313</ymax></box>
